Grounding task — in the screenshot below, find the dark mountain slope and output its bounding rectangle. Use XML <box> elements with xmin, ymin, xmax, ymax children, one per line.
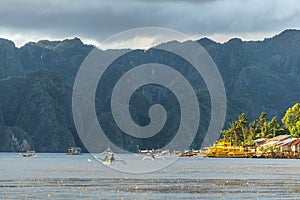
<box><xmin>0</xmin><ymin>30</ymin><xmax>300</xmax><ymax>151</ymax></box>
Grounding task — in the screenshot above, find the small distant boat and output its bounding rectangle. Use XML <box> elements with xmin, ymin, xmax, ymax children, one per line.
<box><xmin>141</xmin><ymin>153</ymin><xmax>156</xmax><ymax>161</ymax></box>
<box><xmin>67</xmin><ymin>147</ymin><xmax>82</xmax><ymax>155</ymax></box>
<box><xmin>179</xmin><ymin>150</ymin><xmax>198</xmax><ymax>157</ymax></box>
<box><xmin>138</xmin><ymin>149</ymin><xmax>173</xmax><ymax>160</ymax></box>
<box><xmin>101</xmin><ymin>156</ymin><xmax>115</xmax><ymax>165</ymax></box>
<box><xmin>18</xmin><ymin>150</ymin><xmax>37</xmax><ymax>158</ymax></box>
<box><xmin>138</xmin><ymin>149</ymin><xmax>156</xmax><ymax>160</ymax></box>
<box><xmin>87</xmin><ymin>148</ymin><xmax>126</xmax><ymax>165</ymax></box>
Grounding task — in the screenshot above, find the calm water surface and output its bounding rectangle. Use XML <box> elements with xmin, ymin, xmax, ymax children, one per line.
<box><xmin>1</xmin><ymin>153</ymin><xmax>300</xmax><ymax>199</ymax></box>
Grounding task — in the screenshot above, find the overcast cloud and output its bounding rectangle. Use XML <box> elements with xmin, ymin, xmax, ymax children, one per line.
<box><xmin>0</xmin><ymin>0</ymin><xmax>300</xmax><ymax>47</ymax></box>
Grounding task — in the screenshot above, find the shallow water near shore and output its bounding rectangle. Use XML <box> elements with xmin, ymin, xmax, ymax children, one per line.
<box><xmin>1</xmin><ymin>153</ymin><xmax>300</xmax><ymax>199</ymax></box>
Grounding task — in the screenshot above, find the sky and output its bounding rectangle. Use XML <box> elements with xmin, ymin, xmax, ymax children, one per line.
<box><xmin>0</xmin><ymin>0</ymin><xmax>300</xmax><ymax>48</ymax></box>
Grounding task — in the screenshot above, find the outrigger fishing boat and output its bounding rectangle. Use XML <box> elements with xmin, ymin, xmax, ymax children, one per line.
<box><xmin>88</xmin><ymin>148</ymin><xmax>126</xmax><ymax>165</ymax></box>
<box><xmin>138</xmin><ymin>149</ymin><xmax>156</xmax><ymax>160</ymax></box>
<box><xmin>18</xmin><ymin>150</ymin><xmax>37</xmax><ymax>158</ymax></box>
<box><xmin>138</xmin><ymin>149</ymin><xmax>173</xmax><ymax>160</ymax></box>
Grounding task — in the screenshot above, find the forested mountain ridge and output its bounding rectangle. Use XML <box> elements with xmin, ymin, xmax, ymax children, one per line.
<box><xmin>0</xmin><ymin>29</ymin><xmax>299</xmax><ymax>152</ymax></box>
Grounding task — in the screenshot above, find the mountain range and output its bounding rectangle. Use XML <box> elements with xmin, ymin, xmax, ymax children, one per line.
<box><xmin>0</xmin><ymin>29</ymin><xmax>299</xmax><ymax>152</ymax></box>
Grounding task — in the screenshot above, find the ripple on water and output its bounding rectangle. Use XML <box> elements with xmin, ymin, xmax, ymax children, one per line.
<box><xmin>0</xmin><ymin>178</ymin><xmax>300</xmax><ymax>199</ymax></box>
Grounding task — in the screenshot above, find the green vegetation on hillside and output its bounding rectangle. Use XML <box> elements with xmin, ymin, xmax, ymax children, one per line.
<box><xmin>222</xmin><ymin>103</ymin><xmax>300</xmax><ymax>146</ymax></box>
<box><xmin>282</xmin><ymin>103</ymin><xmax>300</xmax><ymax>137</ymax></box>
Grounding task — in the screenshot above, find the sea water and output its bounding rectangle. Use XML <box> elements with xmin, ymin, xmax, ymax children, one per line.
<box><xmin>0</xmin><ymin>153</ymin><xmax>300</xmax><ymax>199</ymax></box>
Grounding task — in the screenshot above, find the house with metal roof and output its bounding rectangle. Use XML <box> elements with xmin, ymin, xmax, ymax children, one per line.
<box><xmin>268</xmin><ymin>134</ymin><xmax>292</xmax><ymax>142</ymax></box>
<box><xmin>277</xmin><ymin>138</ymin><xmax>297</xmax><ymax>152</ymax></box>
<box><xmin>291</xmin><ymin>139</ymin><xmax>300</xmax><ymax>153</ymax></box>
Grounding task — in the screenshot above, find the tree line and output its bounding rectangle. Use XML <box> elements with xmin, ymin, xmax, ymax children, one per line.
<box><xmin>221</xmin><ymin>103</ymin><xmax>300</xmax><ymax>146</ymax></box>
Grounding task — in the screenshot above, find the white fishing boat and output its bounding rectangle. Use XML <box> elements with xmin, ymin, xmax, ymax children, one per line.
<box><xmin>88</xmin><ymin>148</ymin><xmax>126</xmax><ymax>165</ymax></box>
<box><xmin>18</xmin><ymin>150</ymin><xmax>37</xmax><ymax>158</ymax></box>
<box><xmin>138</xmin><ymin>149</ymin><xmax>173</xmax><ymax>160</ymax></box>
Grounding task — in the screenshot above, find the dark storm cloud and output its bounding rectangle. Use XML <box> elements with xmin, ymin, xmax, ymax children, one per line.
<box><xmin>0</xmin><ymin>0</ymin><xmax>171</xmax><ymax>41</ymax></box>
<box><xmin>0</xmin><ymin>0</ymin><xmax>300</xmax><ymax>46</ymax></box>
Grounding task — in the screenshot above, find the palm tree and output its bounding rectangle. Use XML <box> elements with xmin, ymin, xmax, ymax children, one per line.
<box><xmin>257</xmin><ymin>112</ymin><xmax>268</xmax><ymax>138</ymax></box>
<box><xmin>222</xmin><ymin>121</ymin><xmax>240</xmax><ymax>145</ymax></box>
<box><xmin>237</xmin><ymin>113</ymin><xmax>249</xmax><ymax>145</ymax></box>
<box><xmin>230</xmin><ymin>121</ymin><xmax>240</xmax><ymax>145</ymax></box>
<box><xmin>221</xmin><ymin>129</ymin><xmax>231</xmax><ymax>143</ymax></box>
<box><xmin>247</xmin><ymin>120</ymin><xmax>257</xmax><ymax>145</ymax></box>
<box><xmin>269</xmin><ymin>116</ymin><xmax>285</xmax><ymax>138</ymax></box>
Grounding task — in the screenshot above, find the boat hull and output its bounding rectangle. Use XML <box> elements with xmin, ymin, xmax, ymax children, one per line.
<box><xmin>205</xmin><ymin>141</ymin><xmax>250</xmax><ymax>158</ymax></box>
<box><xmin>18</xmin><ymin>154</ymin><xmax>37</xmax><ymax>158</ymax></box>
